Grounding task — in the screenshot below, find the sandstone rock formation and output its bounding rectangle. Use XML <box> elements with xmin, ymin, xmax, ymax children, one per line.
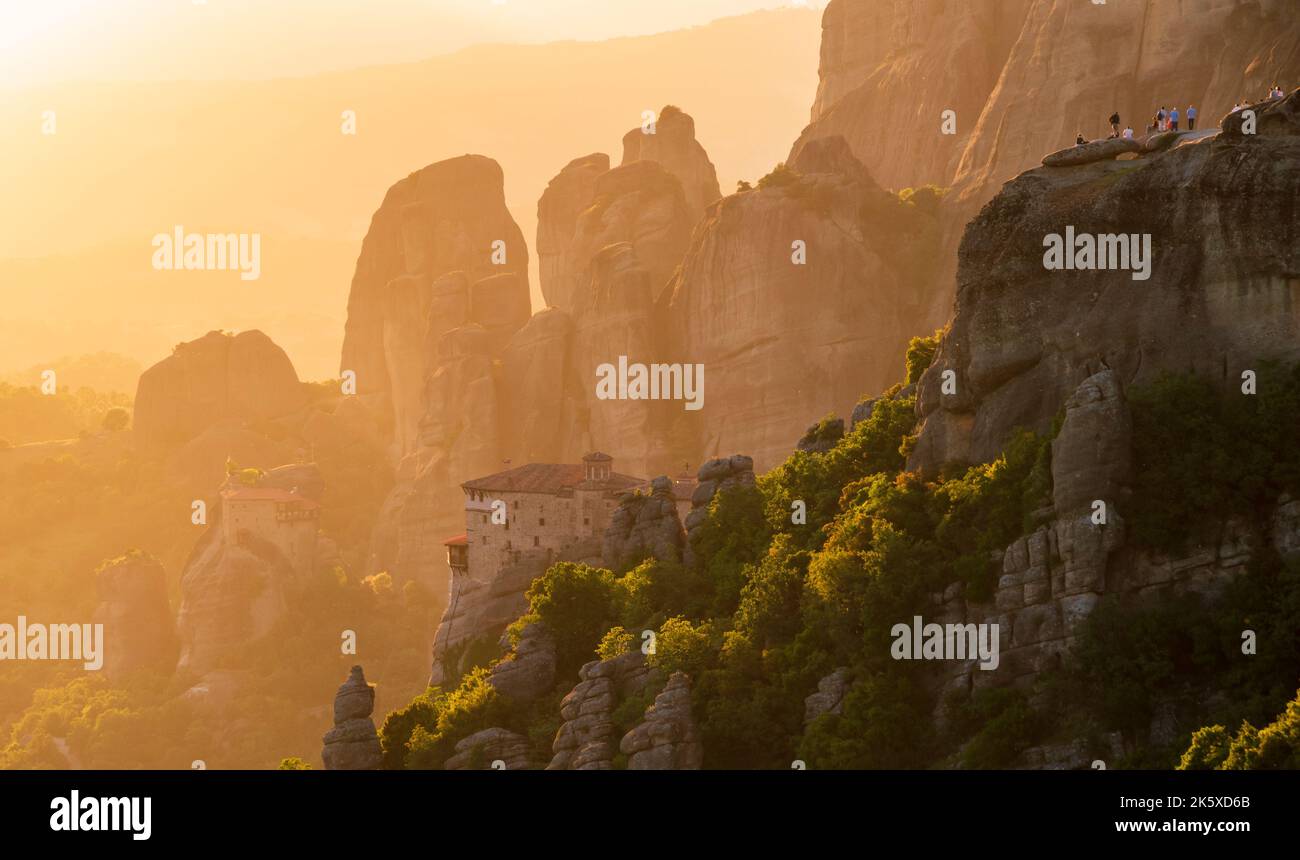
<box><xmin>539</xmin><ymin>158</ymin><xmax>694</xmax><ymax>315</ymax></box>
<box><xmin>340</xmin><ymin>154</ymin><xmax>528</xmax><ymax>407</ymax></box>
<box><xmin>792</xmin><ymin>0</ymin><xmax>1031</xmax><ymax>192</ymax></box>
<box><xmin>912</xmin><ymin>89</ymin><xmax>1300</xmax><ymax>474</ymax></box>
<box><xmin>537</xmin><ymin>153</ymin><xmax>610</xmax><ymax>311</ymax></box>
<box><xmin>487</xmin><ymin>622</ymin><xmax>558</xmax><ymax>703</ymax></box>
<box><xmin>322</xmin><ymin>665</ymin><xmax>383</xmax><ymax>770</ymax></box>
<box><xmin>662</xmin><ymin>137</ymin><xmax>943</xmax><ymax>471</ymax></box>
<box><xmin>548</xmin><ymin>651</ymin><xmax>653</xmax><ymax>770</ymax></box>
<box><xmin>443</xmin><ymin>728</ymin><xmax>531</xmax><ymax>770</ymax></box>
<box><xmin>622</xmin><ymin>105</ymin><xmax>722</xmax><ymax>221</ymax></box>
<box><xmin>619</xmin><ymin>671</ymin><xmax>704</xmax><ymax>770</ymax></box>
<box><xmin>92</xmin><ymin>551</ymin><xmax>178</xmax><ymax>681</ymax></box>
<box><xmin>602</xmin><ymin>476</ymin><xmax>685</xmax><ymax>571</ymax></box>
<box><xmin>796</xmin><ymin>0</ymin><xmax>1300</xmax><ymax>335</ymax></box>
<box><xmin>134</xmin><ymin>330</ymin><xmax>306</xmax><ymax>450</ymax></box>
<box><xmin>176</xmin><ymin>463</ymin><xmax>325</xmax><ymax>674</ymax></box>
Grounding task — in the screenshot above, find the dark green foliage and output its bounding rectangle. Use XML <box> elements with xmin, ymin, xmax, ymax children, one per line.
<box><xmin>950</xmin><ymin>687</ymin><xmax>1044</xmax><ymax>769</ymax></box>
<box><xmin>1128</xmin><ymin>364</ymin><xmax>1300</xmax><ymax>553</ymax></box>
<box><xmin>798</xmin><ymin>672</ymin><xmax>933</xmax><ymax>769</ymax></box>
<box><xmin>905</xmin><ymin>330</ymin><xmax>942</xmax><ymax>386</ymax></box>
<box><xmin>522</xmin><ymin>562</ymin><xmax>626</xmax><ymax>676</ymax></box>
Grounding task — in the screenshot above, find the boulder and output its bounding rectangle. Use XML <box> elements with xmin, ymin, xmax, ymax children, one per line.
<box><xmin>322</xmin><ymin>666</ymin><xmax>382</xmax><ymax>770</ymax></box>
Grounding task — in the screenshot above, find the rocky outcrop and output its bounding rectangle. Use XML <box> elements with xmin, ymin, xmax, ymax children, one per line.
<box><xmin>443</xmin><ymin>728</ymin><xmax>531</xmax><ymax>770</ymax></box>
<box><xmin>927</xmin><ymin>368</ymin><xmax>1299</xmax><ymax>723</ymax></box>
<box><xmin>429</xmin><ymin>550</ymin><xmax>553</xmax><ymax>687</ymax></box>
<box><xmin>339</xmin><ymin>154</ymin><xmax>528</xmax><ymax>405</ymax></box>
<box><xmin>548</xmin><ymin>651</ymin><xmax>653</xmax><ymax>770</ymax></box>
<box><xmin>134</xmin><ymin>330</ymin><xmax>306</xmax><ymax>451</ymax></box>
<box><xmin>684</xmin><ymin>455</ymin><xmax>755</xmax><ymax>567</ymax></box>
<box><xmin>796</xmin><ymin>417</ymin><xmax>845</xmax><ymax>454</ymax></box>
<box><xmin>537</xmin><ymin>154</ymin><xmax>610</xmax><ymax>310</ymax></box>
<box><xmin>663</xmin><ymin>138</ymin><xmax>943</xmax><ymax>471</ymax></box>
<box><xmin>537</xmin><ymin>107</ymin><xmax>714</xmax><ymax>313</ymax></box>
<box><xmin>912</xmin><ymin>89</ymin><xmax>1300</xmax><ymax>474</ymax></box>
<box><xmin>602</xmin><ymin>476</ymin><xmax>685</xmax><ymax>571</ymax></box>
<box><xmin>622</xmin><ymin>105</ymin><xmax>722</xmax><ymax>221</ymax></box>
<box><xmin>1041</xmin><ymin>137</ymin><xmax>1141</xmax><ymax>167</ymax></box>
<box><xmin>488</xmin><ymin>622</ymin><xmax>558</xmax><ymax>703</ymax></box>
<box><xmin>797</xmin><ymin>0</ymin><xmax>1300</xmax><ymax>342</ymax></box>
<box><xmin>619</xmin><ymin>671</ymin><xmax>703</xmax><ymax>770</ymax></box>
<box><xmin>92</xmin><ymin>551</ymin><xmax>177</xmax><ymax>681</ymax></box>
<box><xmin>793</xmin><ymin>0</ymin><xmax>1031</xmax><ymax>192</ymax></box>
<box><xmin>804</xmin><ymin>667</ymin><xmax>850</xmax><ymax>724</ymax></box>
<box><xmin>322</xmin><ymin>665</ymin><xmax>382</xmax><ymax>770</ymax></box>
<box><xmin>175</xmin><ymin>464</ymin><xmax>324</xmax><ymax>674</ymax></box>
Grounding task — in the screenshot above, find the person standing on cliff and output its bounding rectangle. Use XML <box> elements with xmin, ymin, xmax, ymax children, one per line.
<box><xmin>1157</xmin><ymin>106</ymin><xmax>1166</xmax><ymax>131</ymax></box>
<box><xmin>1122</xmin><ymin>126</ymin><xmax>1134</xmax><ymax>140</ymax></box>
<box><xmin>1187</xmin><ymin>104</ymin><xmax>1197</xmax><ymax>130</ymax></box>
<box><xmin>1076</xmin><ymin>132</ymin><xmax>1087</xmax><ymax>146</ymax></box>
<box><xmin>1170</xmin><ymin>106</ymin><xmax>1180</xmax><ymax>131</ymax></box>
<box><xmin>1109</xmin><ymin>111</ymin><xmax>1121</xmax><ymax>137</ymax></box>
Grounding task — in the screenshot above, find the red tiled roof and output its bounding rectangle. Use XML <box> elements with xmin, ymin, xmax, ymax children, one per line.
<box><xmin>444</xmin><ymin>534</ymin><xmax>468</xmax><ymax>547</ymax></box>
<box><xmin>462</xmin><ymin>463</ymin><xmax>644</xmax><ymax>494</ymax></box>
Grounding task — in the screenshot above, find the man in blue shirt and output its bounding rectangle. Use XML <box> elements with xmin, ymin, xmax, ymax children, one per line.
<box><xmin>1187</xmin><ymin>105</ymin><xmax>1197</xmax><ymax>130</ymax></box>
<box><xmin>1170</xmin><ymin>107</ymin><xmax>1180</xmax><ymax>131</ymax></box>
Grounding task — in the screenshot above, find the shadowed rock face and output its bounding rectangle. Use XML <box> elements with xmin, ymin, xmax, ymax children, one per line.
<box><xmin>912</xmin><ymin>89</ymin><xmax>1300</xmax><ymax>474</ymax></box>
<box><xmin>92</xmin><ymin>551</ymin><xmax>178</xmax><ymax>681</ymax></box>
<box><xmin>134</xmin><ymin>330</ymin><xmax>306</xmax><ymax>451</ymax></box>
<box><xmin>537</xmin><ymin>153</ymin><xmax>610</xmax><ymax>311</ymax></box>
<box><xmin>662</xmin><ymin>138</ymin><xmax>944</xmax><ymax>471</ymax></box>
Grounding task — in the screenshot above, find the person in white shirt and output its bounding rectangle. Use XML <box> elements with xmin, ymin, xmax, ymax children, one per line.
<box><xmin>1122</xmin><ymin>127</ymin><xmax>1134</xmax><ymax>139</ymax></box>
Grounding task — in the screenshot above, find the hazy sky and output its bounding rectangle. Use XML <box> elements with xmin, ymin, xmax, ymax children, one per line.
<box><xmin>1</xmin><ymin>0</ymin><xmax>818</xmax><ymax>87</ymax></box>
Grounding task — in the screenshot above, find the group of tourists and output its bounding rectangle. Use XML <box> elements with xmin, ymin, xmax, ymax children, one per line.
<box><xmin>1072</xmin><ymin>83</ymin><xmax>1289</xmax><ymax>148</ymax></box>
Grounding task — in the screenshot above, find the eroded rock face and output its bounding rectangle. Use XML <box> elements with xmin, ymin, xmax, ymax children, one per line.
<box><xmin>340</xmin><ymin>154</ymin><xmax>529</xmax><ymax>405</ymax></box>
<box><xmin>793</xmin><ymin>0</ymin><xmax>1031</xmax><ymax>191</ymax></box>
<box><xmin>92</xmin><ymin>551</ymin><xmax>177</xmax><ymax>681</ymax></box>
<box><xmin>620</xmin><ymin>671</ymin><xmax>703</xmax><ymax>770</ymax></box>
<box><xmin>622</xmin><ymin>105</ymin><xmax>722</xmax><ymax>221</ymax></box>
<box><xmin>603</xmin><ymin>476</ymin><xmax>685</xmax><ymax>571</ymax></box>
<box><xmin>322</xmin><ymin>666</ymin><xmax>382</xmax><ymax>770</ymax></box>
<box><xmin>444</xmin><ymin>728</ymin><xmax>531</xmax><ymax>770</ymax></box>
<box><xmin>1041</xmin><ymin>137</ymin><xmax>1141</xmax><ymax>166</ymax></box>
<box><xmin>134</xmin><ymin>330</ymin><xmax>306</xmax><ymax>451</ymax></box>
<box><xmin>488</xmin><ymin>622</ymin><xmax>558</xmax><ymax>704</ymax></box>
<box><xmin>663</xmin><ymin>139</ymin><xmax>943</xmax><ymax>472</ymax></box>
<box><xmin>912</xmin><ymin>92</ymin><xmax>1300</xmax><ymax>474</ymax></box>
<box><xmin>548</xmin><ymin>652</ymin><xmax>652</xmax><ymax>770</ymax></box>
<box><xmin>537</xmin><ymin>108</ymin><xmax>714</xmax><ymax>313</ymax></box>
<box><xmin>537</xmin><ymin>154</ymin><xmax>610</xmax><ymax>310</ymax></box>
